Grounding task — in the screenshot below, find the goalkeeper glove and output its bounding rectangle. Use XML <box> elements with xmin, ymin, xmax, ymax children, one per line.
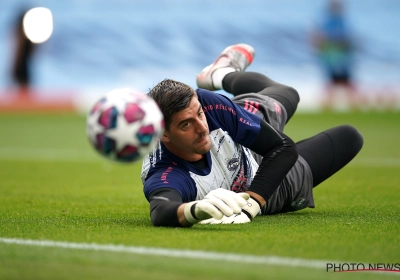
<box><xmin>183</xmin><ymin>189</ymin><xmax>250</xmax><ymax>224</ymax></box>
<box><xmin>199</xmin><ymin>196</ymin><xmax>261</xmax><ymax>224</ymax></box>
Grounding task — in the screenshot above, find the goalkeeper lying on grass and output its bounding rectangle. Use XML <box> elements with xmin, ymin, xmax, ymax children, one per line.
<box><xmin>141</xmin><ymin>44</ymin><xmax>363</xmax><ymax>227</ymax></box>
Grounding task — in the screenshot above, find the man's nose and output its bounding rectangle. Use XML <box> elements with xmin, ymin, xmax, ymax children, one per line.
<box><xmin>194</xmin><ymin>119</ymin><xmax>208</xmax><ymax>134</ymax></box>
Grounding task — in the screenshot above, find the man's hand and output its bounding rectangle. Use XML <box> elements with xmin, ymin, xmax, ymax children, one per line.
<box><xmin>199</xmin><ymin>212</ymin><xmax>250</xmax><ymax>224</ymax></box>
<box><xmin>183</xmin><ymin>189</ymin><xmax>249</xmax><ymax>224</ymax></box>
<box><xmin>198</xmin><ymin>197</ymin><xmax>261</xmax><ymax>225</ymax></box>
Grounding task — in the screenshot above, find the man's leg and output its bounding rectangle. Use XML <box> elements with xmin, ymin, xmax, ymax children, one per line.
<box><xmin>195</xmin><ymin>43</ymin><xmax>299</xmax><ymax>122</ymax></box>
<box><xmin>296</xmin><ymin>125</ymin><xmax>364</xmax><ymax>187</ymax></box>
<box><xmin>223</xmin><ymin>72</ymin><xmax>299</xmax><ymax>123</ymax></box>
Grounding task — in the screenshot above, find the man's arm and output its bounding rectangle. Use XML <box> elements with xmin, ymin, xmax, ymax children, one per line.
<box><xmin>149</xmin><ymin>188</ymin><xmax>249</xmax><ymax>227</ymax></box>
<box><xmin>149</xmin><ymin>188</ymin><xmax>184</xmax><ymax>227</ymax></box>
<box><xmin>198</xmin><ymin>90</ymin><xmax>297</xmax><ymax>200</ymax></box>
<box><xmin>247</xmin><ymin>120</ymin><xmax>298</xmax><ymax>207</ymax></box>
<box><xmin>199</xmin><ymin>120</ymin><xmax>298</xmax><ymax>224</ymax></box>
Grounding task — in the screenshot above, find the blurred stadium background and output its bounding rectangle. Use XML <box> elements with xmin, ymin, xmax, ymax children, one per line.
<box><xmin>0</xmin><ymin>0</ymin><xmax>399</xmax><ymax>112</ymax></box>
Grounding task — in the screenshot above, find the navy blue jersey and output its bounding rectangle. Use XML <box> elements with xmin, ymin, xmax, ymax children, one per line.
<box><xmin>141</xmin><ymin>89</ymin><xmax>263</xmax><ymax>202</ymax></box>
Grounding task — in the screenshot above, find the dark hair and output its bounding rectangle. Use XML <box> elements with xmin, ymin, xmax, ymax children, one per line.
<box><xmin>148</xmin><ymin>79</ymin><xmax>196</xmax><ymax>130</ymax></box>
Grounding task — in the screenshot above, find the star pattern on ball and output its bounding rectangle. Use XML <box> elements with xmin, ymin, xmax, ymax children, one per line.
<box><xmin>106</xmin><ymin>113</ymin><xmax>140</xmax><ymax>152</ymax></box>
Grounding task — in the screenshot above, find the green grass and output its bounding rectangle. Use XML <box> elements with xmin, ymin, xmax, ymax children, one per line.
<box><xmin>0</xmin><ymin>111</ymin><xmax>399</xmax><ymax>280</ymax></box>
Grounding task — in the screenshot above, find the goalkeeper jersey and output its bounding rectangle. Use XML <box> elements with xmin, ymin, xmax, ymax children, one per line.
<box><xmin>141</xmin><ymin>88</ymin><xmax>263</xmax><ymax>202</ymax></box>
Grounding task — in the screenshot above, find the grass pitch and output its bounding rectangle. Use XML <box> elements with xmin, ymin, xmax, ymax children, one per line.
<box><xmin>0</xmin><ymin>111</ymin><xmax>399</xmax><ymax>280</ymax></box>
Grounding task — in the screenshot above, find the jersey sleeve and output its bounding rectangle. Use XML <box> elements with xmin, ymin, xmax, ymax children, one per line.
<box><xmin>197</xmin><ymin>89</ymin><xmax>262</xmax><ymax>148</ymax></box>
<box><xmin>143</xmin><ymin>165</ymin><xmax>198</xmax><ymax>203</ymax></box>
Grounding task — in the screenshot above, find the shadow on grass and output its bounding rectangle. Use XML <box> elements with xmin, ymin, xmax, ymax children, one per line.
<box><xmin>108</xmin><ymin>218</ymin><xmax>250</xmax><ymax>232</ymax></box>
<box><xmin>100</xmin><ymin>210</ymin><xmax>355</xmax><ymax>230</ymax></box>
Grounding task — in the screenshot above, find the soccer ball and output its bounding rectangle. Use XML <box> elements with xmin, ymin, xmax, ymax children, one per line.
<box><xmin>86</xmin><ymin>88</ymin><xmax>164</xmax><ymax>163</ymax></box>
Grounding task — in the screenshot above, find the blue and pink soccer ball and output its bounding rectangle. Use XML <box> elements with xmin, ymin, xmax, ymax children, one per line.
<box><xmin>86</xmin><ymin>88</ymin><xmax>164</xmax><ymax>163</ymax></box>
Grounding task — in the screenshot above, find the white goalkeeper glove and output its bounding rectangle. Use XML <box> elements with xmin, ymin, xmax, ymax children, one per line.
<box><xmin>199</xmin><ymin>196</ymin><xmax>261</xmax><ymax>224</ymax></box>
<box><xmin>183</xmin><ymin>189</ymin><xmax>250</xmax><ymax>224</ymax></box>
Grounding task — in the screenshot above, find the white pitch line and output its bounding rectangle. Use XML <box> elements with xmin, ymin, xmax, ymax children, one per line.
<box><xmin>0</xmin><ymin>237</ymin><xmax>333</xmax><ymax>269</ymax></box>
<box><xmin>0</xmin><ymin>237</ymin><xmax>399</xmax><ymax>277</ymax></box>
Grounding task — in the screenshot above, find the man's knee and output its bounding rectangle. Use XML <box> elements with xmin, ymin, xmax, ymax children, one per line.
<box><xmin>286</xmin><ymin>86</ymin><xmax>300</xmax><ymax>105</ymax></box>
<box><xmin>334</xmin><ymin>125</ymin><xmax>364</xmax><ymax>155</ymax></box>
<box><xmin>267</xmin><ymin>85</ymin><xmax>299</xmax><ymax>120</ymax></box>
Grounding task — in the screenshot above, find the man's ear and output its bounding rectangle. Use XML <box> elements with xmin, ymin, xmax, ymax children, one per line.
<box><xmin>160</xmin><ymin>132</ymin><xmax>170</xmax><ymax>143</ymax></box>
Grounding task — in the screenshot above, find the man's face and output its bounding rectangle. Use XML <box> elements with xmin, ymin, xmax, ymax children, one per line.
<box><xmin>162</xmin><ymin>95</ymin><xmax>211</xmax><ymax>162</ymax></box>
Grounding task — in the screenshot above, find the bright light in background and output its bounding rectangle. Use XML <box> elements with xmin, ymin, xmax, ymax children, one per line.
<box><xmin>23</xmin><ymin>7</ymin><xmax>53</xmax><ymax>44</ymax></box>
